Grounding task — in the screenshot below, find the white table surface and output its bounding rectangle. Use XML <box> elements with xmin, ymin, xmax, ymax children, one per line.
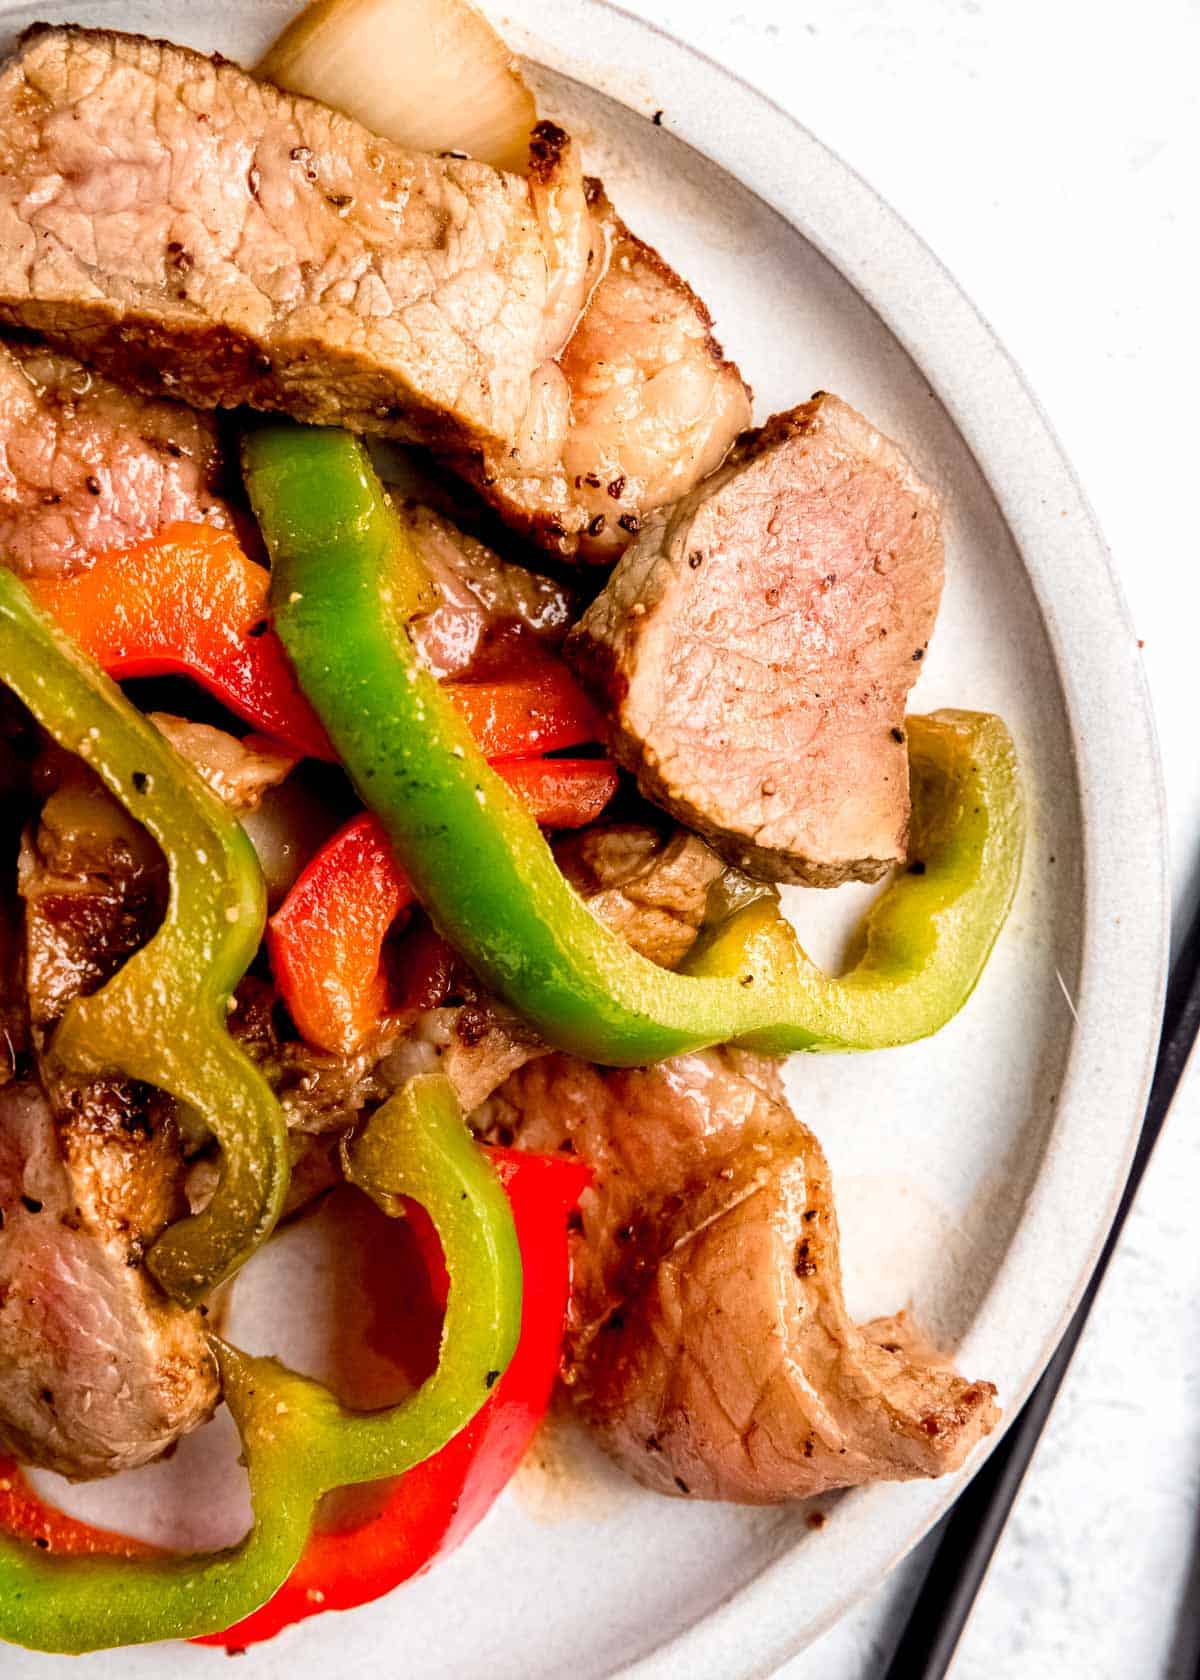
<box><xmin>617</xmin><ymin>3</ymin><xmax>1200</xmax><ymax>1676</ymax></box>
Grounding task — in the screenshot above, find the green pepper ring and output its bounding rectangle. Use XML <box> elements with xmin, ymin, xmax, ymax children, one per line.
<box><xmin>0</xmin><ymin>568</ymin><xmax>290</xmax><ymax>1304</ymax></box>
<box><xmin>248</xmin><ymin>424</ymin><xmax>1025</xmax><ymax>1067</ymax></box>
<box><xmin>0</xmin><ymin>1074</ymin><xmax>522</xmax><ymax>1654</ymax></box>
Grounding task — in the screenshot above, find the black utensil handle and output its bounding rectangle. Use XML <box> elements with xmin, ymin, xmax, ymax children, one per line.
<box><xmin>882</xmin><ymin>898</ymin><xmax>1195</xmax><ymax>1680</ymax></box>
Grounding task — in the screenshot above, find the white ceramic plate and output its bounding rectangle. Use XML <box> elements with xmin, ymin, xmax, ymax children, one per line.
<box><xmin>1</xmin><ymin>2</ymin><xmax>1168</xmax><ymax>1676</ymax></box>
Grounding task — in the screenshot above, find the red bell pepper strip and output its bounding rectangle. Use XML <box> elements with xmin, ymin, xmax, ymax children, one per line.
<box><xmin>269</xmin><ymin>759</ymin><xmax>619</xmax><ymax>1055</ymax></box>
<box><xmin>24</xmin><ymin>526</ymin><xmax>602</xmax><ymax>766</ymax></box>
<box><xmin>203</xmin><ymin>1146</ymin><xmax>589</xmax><ymax>1649</ymax></box>
<box><xmin>0</xmin><ymin>1470</ymin><xmax>150</xmax><ymax>1563</ymax></box>
<box><xmin>448</xmin><ymin>662</ymin><xmax>604</xmax><ymax>761</ymax></box>
<box><xmin>24</xmin><ymin>523</ymin><xmax>335</xmax><ymax>761</ymax></box>
<box><xmin>0</xmin><ymin>1149</ymin><xmax>588</xmax><ymax>1648</ymax></box>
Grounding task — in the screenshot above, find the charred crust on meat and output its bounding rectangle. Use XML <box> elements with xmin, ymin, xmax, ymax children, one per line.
<box><xmin>527</xmin><ymin>121</ymin><xmax>571</xmax><ymax>184</ymax></box>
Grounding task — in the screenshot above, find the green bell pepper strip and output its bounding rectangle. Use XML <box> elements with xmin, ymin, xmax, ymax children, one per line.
<box><xmin>0</xmin><ymin>568</ymin><xmax>289</xmax><ymax>1303</ymax></box>
<box><xmin>0</xmin><ymin>1074</ymin><xmax>521</xmax><ymax>1654</ymax></box>
<box><xmin>245</xmin><ymin>424</ymin><xmax>1024</xmax><ymax>1065</ymax></box>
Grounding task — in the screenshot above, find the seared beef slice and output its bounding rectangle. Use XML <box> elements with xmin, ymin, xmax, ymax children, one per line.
<box><xmin>0</xmin><ymin>339</ymin><xmax>230</xmax><ymax>578</ymax></box>
<box><xmin>0</xmin><ymin>26</ymin><xmax>551</xmax><ymax>452</ymax></box>
<box><xmin>468</xmin><ymin>184</ymin><xmax>752</xmax><ymax>560</ymax></box>
<box><xmin>479</xmin><ymin>1051</ymin><xmax>996</xmax><ymax>1502</ymax></box>
<box><xmin>568</xmin><ymin>394</ymin><xmax>944</xmax><ymax>883</ymax></box>
<box><xmin>3</xmin><ymin>770</ymin><xmax>218</xmax><ymax>1479</ymax></box>
<box><xmin>0</xmin><ymin>1081</ymin><xmax>216</xmax><ymax>1480</ymax></box>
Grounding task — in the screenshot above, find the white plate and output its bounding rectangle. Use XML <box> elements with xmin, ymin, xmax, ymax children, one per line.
<box><xmin>0</xmin><ymin>2</ymin><xmax>1168</xmax><ymax>1676</ymax></box>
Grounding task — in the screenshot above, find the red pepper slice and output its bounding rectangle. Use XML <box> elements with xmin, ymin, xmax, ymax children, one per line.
<box><xmin>448</xmin><ymin>662</ymin><xmax>604</xmax><ymax>760</ymax></box>
<box><xmin>268</xmin><ymin>759</ymin><xmax>618</xmax><ymax>1055</ymax></box>
<box><xmin>24</xmin><ymin>523</ymin><xmax>335</xmax><ymax>761</ymax></box>
<box><xmin>24</xmin><ymin>525</ymin><xmax>602</xmax><ymax>767</ymax></box>
<box><xmin>0</xmin><ymin>1150</ymin><xmax>589</xmax><ymax>1647</ymax></box>
<box><xmin>202</xmin><ymin>1147</ymin><xmax>589</xmax><ymax>1649</ymax></box>
<box><xmin>0</xmin><ymin>1471</ymin><xmax>149</xmax><ymax>1563</ymax></box>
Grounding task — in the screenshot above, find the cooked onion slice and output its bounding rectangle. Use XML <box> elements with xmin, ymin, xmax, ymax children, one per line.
<box><xmin>260</xmin><ymin>0</ymin><xmax>538</xmax><ymax>174</ymax></box>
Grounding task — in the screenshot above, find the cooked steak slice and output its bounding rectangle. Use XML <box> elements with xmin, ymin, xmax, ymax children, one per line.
<box><xmin>465</xmin><ymin>184</ymin><xmax>751</xmax><ymax>559</ymax></box>
<box><xmin>0</xmin><ymin>26</ymin><xmax>551</xmax><ymax>453</ymax></box>
<box><xmin>8</xmin><ymin>760</ymin><xmax>217</xmax><ymax>1479</ymax></box>
<box><xmin>567</xmin><ymin>394</ymin><xmax>944</xmax><ymax>884</ymax></box>
<box><xmin>0</xmin><ymin>1081</ymin><xmax>216</xmax><ymax>1480</ymax></box>
<box><xmin>400</xmin><ymin>501</ymin><xmax>572</xmax><ymax>679</ymax></box>
<box><xmin>554</xmin><ymin>822</ymin><xmax>725</xmax><ymax>969</ymax></box>
<box><xmin>478</xmin><ymin>1051</ymin><xmax>997</xmax><ymax>1503</ymax></box>
<box><xmin>19</xmin><ymin>760</ymin><xmax>167</xmax><ymax>1032</ymax></box>
<box><xmin>148</xmin><ymin>713</ymin><xmax>296</xmax><ymax>812</ymax></box>
<box><xmin>0</xmin><ymin>339</ymin><xmax>230</xmax><ymax>578</ymax></box>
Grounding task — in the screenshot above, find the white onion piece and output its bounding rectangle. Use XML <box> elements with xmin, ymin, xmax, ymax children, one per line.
<box><xmin>260</xmin><ymin>0</ymin><xmax>538</xmax><ymax>175</ymax></box>
<box><xmin>240</xmin><ymin>781</ymin><xmax>342</xmax><ymax>908</ymax></box>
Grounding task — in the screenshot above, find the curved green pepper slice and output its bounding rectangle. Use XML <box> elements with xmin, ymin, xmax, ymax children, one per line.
<box><xmin>0</xmin><ymin>569</ymin><xmax>289</xmax><ymax>1302</ymax></box>
<box><xmin>0</xmin><ymin>1074</ymin><xmax>521</xmax><ymax>1653</ymax></box>
<box><xmin>246</xmin><ymin>425</ymin><xmax>1024</xmax><ymax>1066</ymax></box>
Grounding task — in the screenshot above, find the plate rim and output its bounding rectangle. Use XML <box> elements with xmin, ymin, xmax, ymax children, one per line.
<box><xmin>494</xmin><ymin>2</ymin><xmax>1170</xmax><ymax>1673</ymax></box>
<box><xmin>0</xmin><ymin>1</ymin><xmax>1169</xmax><ymax>1674</ymax></box>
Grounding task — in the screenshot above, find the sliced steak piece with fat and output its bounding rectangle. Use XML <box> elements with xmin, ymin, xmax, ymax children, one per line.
<box><xmin>0</xmin><ymin>1081</ymin><xmax>216</xmax><ymax>1481</ymax></box>
<box><xmin>4</xmin><ymin>759</ymin><xmax>218</xmax><ymax>1479</ymax></box>
<box><xmin>399</xmin><ymin>501</ymin><xmax>573</xmax><ymax>679</ymax></box>
<box><xmin>0</xmin><ymin>338</ymin><xmax>231</xmax><ymax>578</ymax></box>
<box><xmin>465</xmin><ymin>184</ymin><xmax>752</xmax><ymax>559</ymax></box>
<box><xmin>567</xmin><ymin>393</ymin><xmax>944</xmax><ymax>883</ymax></box>
<box><xmin>477</xmin><ymin>1050</ymin><xmax>997</xmax><ymax>1502</ymax></box>
<box><xmin>0</xmin><ymin>26</ymin><xmax>552</xmax><ymax>453</ymax></box>
<box><xmin>554</xmin><ymin>821</ymin><xmax>726</xmax><ymax>969</ymax></box>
